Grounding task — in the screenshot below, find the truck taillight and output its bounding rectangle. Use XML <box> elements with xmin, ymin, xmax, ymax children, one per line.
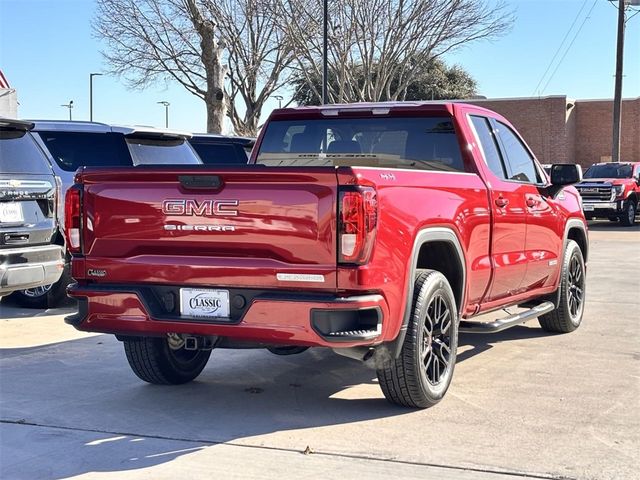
<box><xmin>65</xmin><ymin>185</ymin><xmax>82</xmax><ymax>253</ymax></box>
<box><xmin>339</xmin><ymin>187</ymin><xmax>377</xmax><ymax>264</ymax></box>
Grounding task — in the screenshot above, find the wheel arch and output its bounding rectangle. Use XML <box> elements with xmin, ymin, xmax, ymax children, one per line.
<box><xmin>387</xmin><ymin>227</ymin><xmax>466</xmax><ymax>358</ymax></box>
<box><xmin>565</xmin><ymin>218</ymin><xmax>588</xmax><ymax>264</ymax></box>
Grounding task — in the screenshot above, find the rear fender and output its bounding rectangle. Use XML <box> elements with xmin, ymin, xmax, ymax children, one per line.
<box><xmin>385</xmin><ymin>227</ymin><xmax>466</xmax><ymax>358</ymax></box>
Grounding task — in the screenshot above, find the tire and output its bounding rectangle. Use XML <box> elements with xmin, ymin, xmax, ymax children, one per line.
<box><xmin>538</xmin><ymin>240</ymin><xmax>585</xmax><ymax>333</ymax></box>
<box><xmin>620</xmin><ymin>200</ymin><xmax>636</xmax><ymax>227</ymax></box>
<box><xmin>11</xmin><ymin>263</ymin><xmax>73</xmax><ymax>309</ymax></box>
<box><xmin>377</xmin><ymin>270</ymin><xmax>458</xmax><ymax>408</ymax></box>
<box><xmin>123</xmin><ymin>336</ymin><xmax>211</xmax><ymax>385</ymax></box>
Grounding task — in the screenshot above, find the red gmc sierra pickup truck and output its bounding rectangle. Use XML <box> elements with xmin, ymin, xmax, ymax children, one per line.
<box><xmin>65</xmin><ymin>102</ymin><xmax>588</xmax><ymax>408</ymax></box>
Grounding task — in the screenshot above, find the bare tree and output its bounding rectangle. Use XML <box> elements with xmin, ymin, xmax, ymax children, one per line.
<box><xmin>95</xmin><ymin>0</ymin><xmax>293</xmax><ymax>135</ymax></box>
<box><xmin>203</xmin><ymin>0</ymin><xmax>295</xmax><ymax>136</ymax></box>
<box><xmin>95</xmin><ymin>0</ymin><xmax>227</xmax><ymax>132</ymax></box>
<box><xmin>276</xmin><ymin>0</ymin><xmax>513</xmax><ymax>104</ymax></box>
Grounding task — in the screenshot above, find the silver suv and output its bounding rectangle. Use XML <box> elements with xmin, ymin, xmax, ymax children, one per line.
<box><xmin>12</xmin><ymin>120</ymin><xmax>201</xmax><ymax>308</ymax></box>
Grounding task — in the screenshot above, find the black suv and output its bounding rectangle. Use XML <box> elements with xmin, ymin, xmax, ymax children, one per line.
<box><xmin>0</xmin><ymin>119</ymin><xmax>64</xmax><ymax>303</ymax></box>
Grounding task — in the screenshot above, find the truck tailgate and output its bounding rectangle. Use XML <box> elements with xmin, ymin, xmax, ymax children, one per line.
<box><xmin>77</xmin><ymin>167</ymin><xmax>338</xmax><ymax>291</ymax></box>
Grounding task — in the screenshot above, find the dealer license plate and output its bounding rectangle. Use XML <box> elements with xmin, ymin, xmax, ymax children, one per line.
<box><xmin>0</xmin><ymin>202</ymin><xmax>24</xmax><ymax>223</ymax></box>
<box><xmin>179</xmin><ymin>288</ymin><xmax>230</xmax><ymax>319</ymax></box>
<box><xmin>583</xmin><ymin>205</ymin><xmax>595</xmax><ymax>212</ymax></box>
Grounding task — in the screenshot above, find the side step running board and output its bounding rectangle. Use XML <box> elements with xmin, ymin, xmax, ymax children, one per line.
<box><xmin>459</xmin><ymin>301</ymin><xmax>555</xmax><ymax>334</ymax></box>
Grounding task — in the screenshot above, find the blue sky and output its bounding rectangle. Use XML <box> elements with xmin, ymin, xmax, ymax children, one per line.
<box><xmin>1</xmin><ymin>0</ymin><xmax>639</xmax><ymax>133</ymax></box>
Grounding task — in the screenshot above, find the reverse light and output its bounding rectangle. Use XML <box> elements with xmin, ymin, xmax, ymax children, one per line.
<box><xmin>339</xmin><ymin>187</ymin><xmax>377</xmax><ymax>264</ymax></box>
<box><xmin>65</xmin><ymin>185</ymin><xmax>82</xmax><ymax>253</ymax></box>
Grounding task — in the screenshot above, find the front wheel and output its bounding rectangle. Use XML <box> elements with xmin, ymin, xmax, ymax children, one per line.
<box><xmin>621</xmin><ymin>200</ymin><xmax>636</xmax><ymax>227</ymax></box>
<box><xmin>538</xmin><ymin>240</ymin><xmax>585</xmax><ymax>333</ymax></box>
<box><xmin>377</xmin><ymin>270</ymin><xmax>458</xmax><ymax>408</ymax></box>
<box><xmin>123</xmin><ymin>335</ymin><xmax>211</xmax><ymax>385</ymax></box>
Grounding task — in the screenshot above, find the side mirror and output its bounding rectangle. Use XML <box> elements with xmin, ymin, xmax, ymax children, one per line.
<box><xmin>547</xmin><ymin>164</ymin><xmax>582</xmax><ymax>197</ymax></box>
<box><xmin>550</xmin><ymin>163</ymin><xmax>582</xmax><ymax>186</ymax></box>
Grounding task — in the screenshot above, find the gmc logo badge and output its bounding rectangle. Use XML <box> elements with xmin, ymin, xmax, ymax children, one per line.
<box><xmin>162</xmin><ymin>199</ymin><xmax>239</xmax><ymax>216</ymax></box>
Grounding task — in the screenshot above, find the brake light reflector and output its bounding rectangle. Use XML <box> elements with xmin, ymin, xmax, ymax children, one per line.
<box><xmin>339</xmin><ymin>187</ymin><xmax>377</xmax><ymax>264</ymax></box>
<box><xmin>65</xmin><ymin>185</ymin><xmax>82</xmax><ymax>253</ymax></box>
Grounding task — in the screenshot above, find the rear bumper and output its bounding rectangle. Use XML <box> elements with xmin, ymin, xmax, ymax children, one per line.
<box><xmin>0</xmin><ymin>245</ymin><xmax>64</xmax><ymax>295</ymax></box>
<box><xmin>66</xmin><ymin>283</ymin><xmax>390</xmax><ymax>348</ymax></box>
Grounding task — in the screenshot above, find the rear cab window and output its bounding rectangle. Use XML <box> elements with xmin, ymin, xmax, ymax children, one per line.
<box><xmin>256</xmin><ymin>116</ymin><xmax>466</xmax><ymax>172</ymax></box>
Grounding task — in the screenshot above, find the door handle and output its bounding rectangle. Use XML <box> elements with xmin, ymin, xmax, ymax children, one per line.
<box><xmin>495</xmin><ymin>197</ymin><xmax>509</xmax><ymax>208</ymax></box>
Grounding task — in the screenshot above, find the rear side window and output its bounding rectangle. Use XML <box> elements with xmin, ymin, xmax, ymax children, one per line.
<box><xmin>470</xmin><ymin>116</ymin><xmax>506</xmax><ymax>180</ymax></box>
<box><xmin>126</xmin><ymin>137</ymin><xmax>201</xmax><ymax>165</ymax></box>
<box><xmin>0</xmin><ymin>129</ymin><xmax>52</xmax><ymax>174</ymax></box>
<box><xmin>37</xmin><ymin>131</ymin><xmax>131</xmax><ymax>171</ymax></box>
<box><xmin>257</xmin><ymin>117</ymin><xmax>466</xmax><ymax>172</ymax></box>
<box><xmin>190</xmin><ymin>142</ymin><xmax>249</xmax><ymax>165</ymax></box>
<box><xmin>495</xmin><ymin>122</ymin><xmax>541</xmax><ymax>184</ymax></box>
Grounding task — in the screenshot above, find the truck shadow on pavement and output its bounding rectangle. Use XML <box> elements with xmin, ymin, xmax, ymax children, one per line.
<box><xmin>0</xmin><ymin>335</ymin><xmax>397</xmax><ymax>479</ymax></box>
<box><xmin>0</xmin><ymin>322</ymin><xmax>558</xmax><ymax>479</ymax></box>
<box><xmin>457</xmin><ymin>325</ymin><xmax>556</xmax><ymax>362</ymax></box>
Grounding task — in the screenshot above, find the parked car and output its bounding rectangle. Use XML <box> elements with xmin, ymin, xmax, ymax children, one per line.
<box><xmin>64</xmin><ymin>102</ymin><xmax>587</xmax><ymax>408</ymax></box>
<box><xmin>11</xmin><ymin>120</ymin><xmax>202</xmax><ymax>308</ymax></box>
<box><xmin>0</xmin><ymin>118</ymin><xmax>64</xmax><ymax>302</ymax></box>
<box><xmin>575</xmin><ymin>162</ymin><xmax>640</xmax><ymax>226</ymax></box>
<box><xmin>188</xmin><ymin>134</ymin><xmax>255</xmax><ymax>165</ymax></box>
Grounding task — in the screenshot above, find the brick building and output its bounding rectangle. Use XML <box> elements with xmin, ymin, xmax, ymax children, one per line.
<box><xmin>468</xmin><ymin>96</ymin><xmax>640</xmax><ymax>168</ymax></box>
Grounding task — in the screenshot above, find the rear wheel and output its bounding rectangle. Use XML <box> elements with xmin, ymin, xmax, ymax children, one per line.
<box><xmin>538</xmin><ymin>240</ymin><xmax>585</xmax><ymax>333</ymax></box>
<box><xmin>621</xmin><ymin>200</ymin><xmax>636</xmax><ymax>227</ymax></box>
<box><xmin>123</xmin><ymin>335</ymin><xmax>211</xmax><ymax>384</ymax></box>
<box><xmin>377</xmin><ymin>270</ymin><xmax>458</xmax><ymax>408</ymax></box>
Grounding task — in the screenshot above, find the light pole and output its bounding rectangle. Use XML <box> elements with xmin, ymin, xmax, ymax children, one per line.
<box><xmin>274</xmin><ymin>95</ymin><xmax>283</xmax><ymax>109</ymax></box>
<box><xmin>60</xmin><ymin>100</ymin><xmax>74</xmax><ymax>120</ymax></box>
<box><xmin>157</xmin><ymin>101</ymin><xmax>170</xmax><ymax>128</ymax></box>
<box><xmin>610</xmin><ymin>0</ymin><xmax>640</xmax><ymax>162</ymax></box>
<box><xmin>322</xmin><ymin>0</ymin><xmax>328</xmax><ymax>104</ymax></box>
<box><xmin>89</xmin><ymin>73</ymin><xmax>103</xmax><ymax>121</ymax></box>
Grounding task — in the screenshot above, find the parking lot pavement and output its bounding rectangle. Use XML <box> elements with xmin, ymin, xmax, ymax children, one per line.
<box><xmin>1</xmin><ymin>222</ymin><xmax>638</xmax><ymax>480</ymax></box>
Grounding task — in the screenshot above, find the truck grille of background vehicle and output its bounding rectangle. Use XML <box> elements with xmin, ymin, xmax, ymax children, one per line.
<box><xmin>576</xmin><ymin>186</ymin><xmax>613</xmax><ymax>202</ymax></box>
